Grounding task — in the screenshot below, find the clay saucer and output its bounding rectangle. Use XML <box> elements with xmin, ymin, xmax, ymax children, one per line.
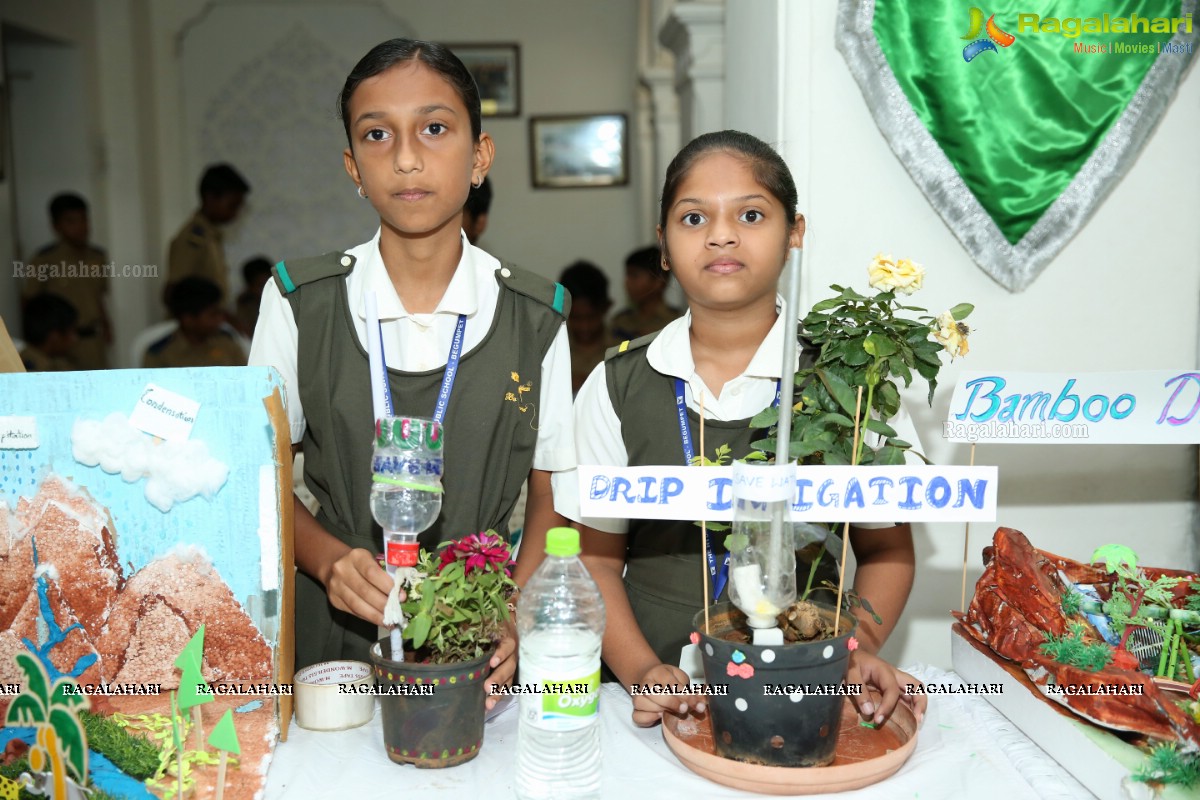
<box><xmin>662</xmin><ymin>702</ymin><xmax>918</xmax><ymax>795</ymax></box>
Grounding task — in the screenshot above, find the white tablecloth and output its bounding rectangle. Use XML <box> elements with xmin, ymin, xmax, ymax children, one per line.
<box><xmin>264</xmin><ymin>666</ymin><xmax>1094</xmax><ymax>799</ymax></box>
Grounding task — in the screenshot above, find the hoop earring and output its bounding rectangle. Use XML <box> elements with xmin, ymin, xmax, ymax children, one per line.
<box><xmin>471</xmin><ymin>177</ymin><xmax>482</xmax><ymax>189</ymax></box>
<box><xmin>357</xmin><ymin>185</ymin><xmax>367</xmax><ymax>199</ymax></box>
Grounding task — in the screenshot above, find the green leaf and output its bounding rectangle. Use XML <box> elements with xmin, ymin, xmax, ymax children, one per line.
<box><xmin>7</xmin><ymin>694</ymin><xmax>47</xmax><ymax>726</ymax></box>
<box><xmin>864</xmin><ymin>419</ymin><xmax>898</xmax><ymax>438</ymax></box>
<box><xmin>874</xmin><ymin>445</ymin><xmax>907</xmax><ymax>465</ymax></box>
<box><xmin>817</xmin><ymin>369</ymin><xmax>858</xmax><ymax>417</ymax></box>
<box><xmin>863</xmin><ymin>333</ymin><xmax>897</xmax><ymax>357</ymax></box>
<box><xmin>814</xmin><ymin>412</ymin><xmax>855</xmax><ymax>428</ymax></box>
<box><xmin>858</xmin><ymin>595</ymin><xmax>883</xmax><ymax>625</ymax></box>
<box><xmin>948</xmin><ymin>303</ymin><xmax>974</xmax><ymax>320</ymax></box>
<box><xmin>49</xmin><ymin>705</ymin><xmax>89</xmax><ymax>784</ymax></box>
<box><xmin>888</xmin><ymin>438</ymin><xmax>912</xmax><ymax>449</ymax></box>
<box><xmin>823</xmin><ymin>449</ymin><xmax>850</xmax><ymax>466</ymax></box>
<box><xmin>13</xmin><ymin>653</ymin><xmax>49</xmax><ymax>715</ymax></box>
<box><xmin>839</xmin><ymin>341</ymin><xmax>870</xmax><ymax>366</ymax></box>
<box><xmin>724</xmin><ymin>533</ymin><xmax>749</xmax><ymax>552</ymax></box>
<box><xmin>750</xmin><ymin>405</ymin><xmax>779</xmax><ymax>429</ymax></box>
<box><xmin>810</xmin><ymin>297</ymin><xmax>843</xmax><ymax>313</ymax></box>
<box><xmin>406</xmin><ymin>612</ymin><xmax>432</xmax><ymax>649</ymax></box>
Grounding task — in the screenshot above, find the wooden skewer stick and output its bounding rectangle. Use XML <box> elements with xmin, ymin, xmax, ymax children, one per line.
<box><xmin>834</xmin><ymin>386</ymin><xmax>864</xmax><ymax>635</ymax></box>
<box><xmin>215</xmin><ymin>750</ymin><xmax>228</xmax><ymax>800</ymax></box>
<box><xmin>192</xmin><ymin>706</ymin><xmax>204</xmax><ymax>751</ymax></box>
<box><xmin>700</xmin><ymin>391</ymin><xmax>711</xmax><ymax>635</ymax></box>
<box><xmin>960</xmin><ymin>442</ymin><xmax>977</xmax><ymax>611</ymax></box>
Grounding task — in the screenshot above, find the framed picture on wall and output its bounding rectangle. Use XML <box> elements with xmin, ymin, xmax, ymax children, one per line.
<box><xmin>529</xmin><ymin>113</ymin><xmax>628</xmax><ymax>189</ymax></box>
<box><xmin>448</xmin><ymin>43</ymin><xmax>520</xmax><ymax>117</ymax></box>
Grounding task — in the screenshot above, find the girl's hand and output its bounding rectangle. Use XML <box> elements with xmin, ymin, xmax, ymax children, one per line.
<box><xmin>324</xmin><ymin>548</ymin><xmax>393</xmax><ymax>626</ymax></box>
<box><xmin>846</xmin><ymin>652</ymin><xmax>926</xmax><ymax>727</ymax></box>
<box><xmin>629</xmin><ymin>664</ymin><xmax>705</xmax><ymax>727</ymax></box>
<box><xmin>485</xmin><ymin>618</ymin><xmax>517</xmax><ymax>710</ymax></box>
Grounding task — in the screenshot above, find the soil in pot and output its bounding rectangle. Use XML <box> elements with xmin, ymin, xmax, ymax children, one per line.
<box><xmin>694</xmin><ymin>601</ymin><xmax>858</xmax><ymax>768</ymax></box>
<box><xmin>369</xmin><ymin>640</ymin><xmax>494</xmax><ymax>768</ymax></box>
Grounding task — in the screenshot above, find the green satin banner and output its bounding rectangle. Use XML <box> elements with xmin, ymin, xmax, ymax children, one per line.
<box><xmin>837</xmin><ymin>1</ymin><xmax>1196</xmax><ymax>290</ymax></box>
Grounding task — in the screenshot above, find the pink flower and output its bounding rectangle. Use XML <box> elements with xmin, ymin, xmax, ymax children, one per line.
<box><xmin>847</xmin><ymin>637</ymin><xmax>859</xmax><ymax>652</ymax></box>
<box><xmin>442</xmin><ymin>531</ymin><xmax>513</xmax><ymax>576</ymax></box>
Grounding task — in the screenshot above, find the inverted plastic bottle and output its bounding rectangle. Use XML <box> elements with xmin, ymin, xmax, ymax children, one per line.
<box><xmin>515</xmin><ymin>527</ymin><xmax>606</xmax><ymax>800</ymax></box>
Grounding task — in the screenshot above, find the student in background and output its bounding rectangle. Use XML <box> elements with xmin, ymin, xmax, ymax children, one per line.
<box><xmin>462</xmin><ymin>175</ymin><xmax>492</xmax><ymax>244</ymax></box>
<box><xmin>610</xmin><ymin>244</ymin><xmax>682</xmax><ymax>344</ymax></box>
<box><xmin>20</xmin><ymin>294</ymin><xmax>79</xmax><ymax>372</ymax></box>
<box><xmin>558</xmin><ymin>260</ymin><xmax>612</xmax><ymax>394</ymax></box>
<box><xmin>21</xmin><ymin>193</ymin><xmax>111</xmax><ymax>370</ymax></box>
<box><xmin>166</xmin><ymin>164</ymin><xmax>250</xmax><ymax>302</ymax></box>
<box><xmin>236</xmin><ymin>256</ymin><xmax>274</xmax><ymax>338</ymax></box>
<box><xmin>145</xmin><ymin>277</ymin><xmax>246</xmax><ymax>368</ymax></box>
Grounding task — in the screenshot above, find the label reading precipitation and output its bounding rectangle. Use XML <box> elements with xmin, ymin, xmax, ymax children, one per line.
<box><xmin>519</xmin><ymin>664</ymin><xmax>600</xmax><ymax>731</ymax></box>
<box><xmin>0</xmin><ymin>417</ymin><xmax>38</xmax><ymax>449</ymax></box>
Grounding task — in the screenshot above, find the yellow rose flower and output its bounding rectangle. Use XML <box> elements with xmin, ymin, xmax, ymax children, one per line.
<box><xmin>932</xmin><ymin>311</ymin><xmax>970</xmax><ymax>359</ymax></box>
<box><xmin>868</xmin><ymin>253</ymin><xmax>925</xmax><ymax>295</ymax></box>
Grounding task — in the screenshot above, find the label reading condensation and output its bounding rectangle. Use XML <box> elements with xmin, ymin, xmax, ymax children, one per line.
<box><xmin>130</xmin><ymin>384</ymin><xmax>200</xmax><ymax>442</ymax></box>
<box><xmin>518</xmin><ymin>664</ymin><xmax>601</xmax><ymax>731</ymax></box>
<box><xmin>0</xmin><ymin>417</ymin><xmax>38</xmax><ymax>449</ymax></box>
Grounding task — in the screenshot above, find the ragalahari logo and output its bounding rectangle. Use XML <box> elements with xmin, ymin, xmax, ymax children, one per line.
<box><xmin>962</xmin><ymin>7</ymin><xmax>1016</xmax><ymax>61</ymax></box>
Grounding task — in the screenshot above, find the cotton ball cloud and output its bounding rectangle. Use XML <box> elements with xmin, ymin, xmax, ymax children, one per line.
<box><xmin>72</xmin><ymin>413</ymin><xmax>229</xmax><ymax>512</ymax></box>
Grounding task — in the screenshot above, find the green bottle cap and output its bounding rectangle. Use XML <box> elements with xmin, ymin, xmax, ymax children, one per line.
<box><xmin>545</xmin><ymin>527</ymin><xmax>580</xmax><ymax>557</ymax></box>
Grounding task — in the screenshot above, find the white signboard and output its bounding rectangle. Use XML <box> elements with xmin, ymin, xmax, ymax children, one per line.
<box><xmin>578</xmin><ymin>465</ymin><xmax>997</xmax><ymax>523</ymax></box>
<box><xmin>129</xmin><ymin>384</ymin><xmax>200</xmax><ymax>442</ymax></box>
<box><xmin>946</xmin><ymin>371</ymin><xmax>1200</xmax><ymax>444</ymax></box>
<box><xmin>0</xmin><ymin>416</ymin><xmax>38</xmax><ymax>449</ymax></box>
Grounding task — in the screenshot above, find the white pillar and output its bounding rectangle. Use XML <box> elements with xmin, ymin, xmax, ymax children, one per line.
<box><xmin>659</xmin><ymin>0</ymin><xmax>726</xmax><ymax>142</ymax></box>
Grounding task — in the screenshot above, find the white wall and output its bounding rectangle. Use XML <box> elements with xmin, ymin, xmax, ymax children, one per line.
<box><xmin>729</xmin><ymin>0</ymin><xmax>1200</xmax><ymax>670</ymax></box>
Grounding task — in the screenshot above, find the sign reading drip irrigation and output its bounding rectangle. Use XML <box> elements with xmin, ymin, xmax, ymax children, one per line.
<box><xmin>946</xmin><ymin>371</ymin><xmax>1200</xmax><ymax>443</ymax></box>
<box><xmin>577</xmin><ymin>465</ymin><xmax>997</xmax><ymax>523</ymax></box>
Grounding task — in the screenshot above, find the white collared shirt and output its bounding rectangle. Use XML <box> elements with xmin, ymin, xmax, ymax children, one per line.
<box><xmin>553</xmin><ymin>299</ymin><xmax>924</xmax><ymax>532</ymax></box>
<box><xmin>249</xmin><ymin>230</ymin><xmax>576</xmax><ymax>472</ymax></box>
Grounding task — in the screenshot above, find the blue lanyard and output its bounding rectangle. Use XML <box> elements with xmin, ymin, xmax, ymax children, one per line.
<box><xmin>675</xmin><ymin>377</ymin><xmax>782</xmax><ymax>602</ymax></box>
<box><xmin>374</xmin><ymin>313</ymin><xmax>466</xmax><ymax>423</ymax></box>
<box><xmin>432</xmin><ymin>314</ymin><xmax>468</xmax><ymax>424</ymax></box>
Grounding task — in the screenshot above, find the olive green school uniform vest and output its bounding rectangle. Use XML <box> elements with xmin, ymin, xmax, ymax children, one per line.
<box><xmin>274</xmin><ymin>251</ymin><xmax>569</xmax><ymax>669</ymax></box>
<box><xmin>604</xmin><ymin>333</ymin><xmax>836</xmax><ymax>668</ymax></box>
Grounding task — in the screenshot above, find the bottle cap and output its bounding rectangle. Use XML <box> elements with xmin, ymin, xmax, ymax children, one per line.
<box><xmin>545</xmin><ymin>527</ymin><xmax>580</xmax><ymax>557</ymax></box>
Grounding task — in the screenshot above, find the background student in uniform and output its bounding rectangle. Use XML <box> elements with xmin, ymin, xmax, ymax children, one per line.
<box><xmin>558</xmin><ymin>259</ymin><xmax>612</xmax><ymax>394</ymax></box>
<box><xmin>20</xmin><ymin>294</ymin><xmax>79</xmax><ymax>372</ymax></box>
<box><xmin>543</xmin><ymin>130</ymin><xmax>923</xmax><ymax>728</ymax></box>
<box><xmin>248</xmin><ymin>39</ymin><xmax>575</xmax><ymax>700</ymax></box>
<box><xmin>21</xmin><ymin>193</ymin><xmax>111</xmax><ymax>370</ymax></box>
<box><xmin>235</xmin><ymin>255</ymin><xmax>273</xmax><ymax>338</ymax></box>
<box><xmin>462</xmin><ymin>175</ymin><xmax>492</xmax><ymax>244</ymax></box>
<box><xmin>144</xmin><ymin>277</ymin><xmax>246</xmax><ymax>368</ymax></box>
<box><xmin>165</xmin><ymin>163</ymin><xmax>250</xmax><ymax>303</ymax></box>
<box><xmin>609</xmin><ymin>244</ymin><xmax>682</xmax><ymax>344</ymax></box>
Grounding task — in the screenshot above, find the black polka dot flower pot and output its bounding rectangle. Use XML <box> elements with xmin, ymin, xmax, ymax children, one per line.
<box><xmin>692</xmin><ymin>601</ymin><xmax>858</xmax><ymax>767</ymax></box>
<box><xmin>369</xmin><ymin>640</ymin><xmax>494</xmax><ymax>768</ymax></box>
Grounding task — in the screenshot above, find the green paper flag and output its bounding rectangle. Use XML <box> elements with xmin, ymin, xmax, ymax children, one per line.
<box><xmin>207</xmin><ymin>709</ymin><xmax>241</xmax><ymax>756</ymax></box>
<box><xmin>177</xmin><ymin>658</ymin><xmax>214</xmax><ymax>711</ymax></box>
<box><xmin>837</xmin><ymin>1</ymin><xmax>1197</xmax><ymax>291</ymax></box>
<box><xmin>175</xmin><ymin>624</ymin><xmax>206</xmax><ymax>672</ymax></box>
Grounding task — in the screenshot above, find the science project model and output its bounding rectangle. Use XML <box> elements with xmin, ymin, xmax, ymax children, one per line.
<box><xmin>0</xmin><ymin>368</ymin><xmax>292</xmax><ymax>800</ymax></box>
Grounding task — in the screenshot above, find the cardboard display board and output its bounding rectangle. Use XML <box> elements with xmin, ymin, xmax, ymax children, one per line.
<box><xmin>0</xmin><ymin>367</ymin><xmax>293</xmax><ymax>800</ymax></box>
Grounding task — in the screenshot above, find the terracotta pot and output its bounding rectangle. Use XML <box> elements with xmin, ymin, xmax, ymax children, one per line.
<box><xmin>369</xmin><ymin>640</ymin><xmax>494</xmax><ymax>768</ymax></box>
<box><xmin>694</xmin><ymin>601</ymin><xmax>857</xmax><ymax>768</ymax></box>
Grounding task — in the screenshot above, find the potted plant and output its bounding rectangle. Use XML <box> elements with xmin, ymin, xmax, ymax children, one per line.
<box><xmin>696</xmin><ymin>254</ymin><xmax>973</xmax><ymax>767</ymax></box>
<box><xmin>370</xmin><ymin>530</ymin><xmax>517</xmax><ymax>768</ymax></box>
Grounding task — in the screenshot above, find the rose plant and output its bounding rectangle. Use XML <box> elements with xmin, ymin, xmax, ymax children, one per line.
<box><xmin>731</xmin><ymin>255</ymin><xmax>973</xmax><ymax>639</ymax></box>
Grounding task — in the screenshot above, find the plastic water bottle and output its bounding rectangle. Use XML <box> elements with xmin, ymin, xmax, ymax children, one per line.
<box><xmin>369</xmin><ymin>481</ymin><xmax>440</xmax><ymax>570</ymax></box>
<box><xmin>515</xmin><ymin>527</ymin><xmax>605</xmax><ymax>800</ymax></box>
<box><xmin>369</xmin><ymin>416</ymin><xmax>443</xmax><ymax>572</ymax></box>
